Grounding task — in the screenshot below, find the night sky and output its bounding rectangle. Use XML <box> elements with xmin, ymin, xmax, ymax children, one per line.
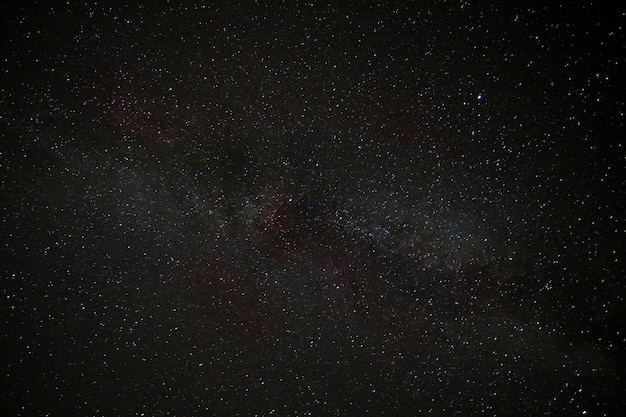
<box><xmin>1</xmin><ymin>1</ymin><xmax>625</xmax><ymax>416</ymax></box>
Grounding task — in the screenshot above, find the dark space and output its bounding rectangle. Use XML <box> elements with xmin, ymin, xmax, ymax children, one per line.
<box><xmin>1</xmin><ymin>2</ymin><xmax>625</xmax><ymax>415</ymax></box>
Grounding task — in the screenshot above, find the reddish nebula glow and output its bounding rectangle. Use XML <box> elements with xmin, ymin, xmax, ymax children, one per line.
<box><xmin>251</xmin><ymin>185</ymin><xmax>507</xmax><ymax>358</ymax></box>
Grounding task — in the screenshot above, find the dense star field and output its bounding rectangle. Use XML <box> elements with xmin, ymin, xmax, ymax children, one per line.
<box><xmin>1</xmin><ymin>2</ymin><xmax>625</xmax><ymax>415</ymax></box>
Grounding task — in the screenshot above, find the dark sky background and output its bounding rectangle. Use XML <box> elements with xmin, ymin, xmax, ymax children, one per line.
<box><xmin>1</xmin><ymin>1</ymin><xmax>625</xmax><ymax>416</ymax></box>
